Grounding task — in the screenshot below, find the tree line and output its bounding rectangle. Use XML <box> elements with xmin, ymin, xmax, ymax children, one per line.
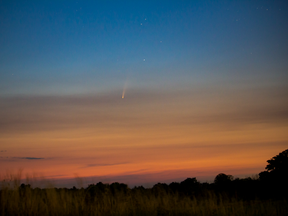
<box><xmin>18</xmin><ymin>149</ymin><xmax>288</xmax><ymax>201</ymax></box>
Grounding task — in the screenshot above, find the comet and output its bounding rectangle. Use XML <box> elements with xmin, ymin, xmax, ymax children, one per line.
<box><xmin>122</xmin><ymin>88</ymin><xmax>125</xmax><ymax>98</ymax></box>
<box><xmin>122</xmin><ymin>80</ymin><xmax>128</xmax><ymax>99</ymax></box>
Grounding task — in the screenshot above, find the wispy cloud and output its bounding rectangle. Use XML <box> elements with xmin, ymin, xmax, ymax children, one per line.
<box><xmin>0</xmin><ymin>85</ymin><xmax>287</xmax><ymax>134</ymax></box>
<box><xmin>17</xmin><ymin>157</ymin><xmax>45</xmax><ymax>160</ymax></box>
<box><xmin>83</xmin><ymin>162</ymin><xmax>129</xmax><ymax>168</ymax></box>
<box><xmin>43</xmin><ymin>174</ymin><xmax>68</xmax><ymax>178</ymax></box>
<box><xmin>0</xmin><ymin>157</ymin><xmax>47</xmax><ymax>161</ymax></box>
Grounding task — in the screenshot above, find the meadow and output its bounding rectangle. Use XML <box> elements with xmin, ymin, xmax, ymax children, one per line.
<box><xmin>1</xmin><ymin>172</ymin><xmax>287</xmax><ymax>216</ymax></box>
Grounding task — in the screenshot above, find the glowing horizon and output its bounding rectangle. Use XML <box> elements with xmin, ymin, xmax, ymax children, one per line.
<box><xmin>1</xmin><ymin>1</ymin><xmax>288</xmax><ymax>187</ymax></box>
<box><xmin>1</xmin><ymin>83</ymin><xmax>287</xmax><ymax>186</ymax></box>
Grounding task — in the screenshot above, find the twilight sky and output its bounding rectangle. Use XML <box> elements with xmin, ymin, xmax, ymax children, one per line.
<box><xmin>1</xmin><ymin>0</ymin><xmax>288</xmax><ymax>187</ymax></box>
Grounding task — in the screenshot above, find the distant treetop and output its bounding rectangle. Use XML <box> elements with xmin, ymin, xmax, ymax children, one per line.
<box><xmin>265</xmin><ymin>149</ymin><xmax>288</xmax><ymax>173</ymax></box>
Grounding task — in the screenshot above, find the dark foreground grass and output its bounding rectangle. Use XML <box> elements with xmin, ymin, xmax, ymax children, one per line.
<box><xmin>1</xmin><ymin>174</ymin><xmax>287</xmax><ymax>216</ymax></box>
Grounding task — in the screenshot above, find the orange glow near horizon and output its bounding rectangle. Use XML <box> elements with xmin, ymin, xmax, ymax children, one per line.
<box><xmin>1</xmin><ymin>85</ymin><xmax>288</xmax><ymax>186</ymax></box>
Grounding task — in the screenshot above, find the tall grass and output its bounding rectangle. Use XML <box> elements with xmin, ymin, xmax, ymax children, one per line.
<box><xmin>1</xmin><ymin>172</ymin><xmax>287</xmax><ymax>216</ymax></box>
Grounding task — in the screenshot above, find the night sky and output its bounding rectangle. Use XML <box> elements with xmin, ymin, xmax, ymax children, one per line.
<box><xmin>1</xmin><ymin>0</ymin><xmax>288</xmax><ymax>187</ymax></box>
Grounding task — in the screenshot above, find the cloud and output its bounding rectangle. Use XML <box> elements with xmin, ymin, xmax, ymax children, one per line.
<box><xmin>0</xmin><ymin>157</ymin><xmax>47</xmax><ymax>162</ymax></box>
<box><xmin>43</xmin><ymin>174</ymin><xmax>68</xmax><ymax>178</ymax></box>
<box><xmin>18</xmin><ymin>157</ymin><xmax>45</xmax><ymax>160</ymax></box>
<box><xmin>0</xmin><ymin>84</ymin><xmax>287</xmax><ymax>134</ymax></box>
<box><xmin>83</xmin><ymin>162</ymin><xmax>129</xmax><ymax>168</ymax></box>
<box><xmin>0</xmin><ymin>88</ymin><xmax>167</xmax><ymax>134</ymax></box>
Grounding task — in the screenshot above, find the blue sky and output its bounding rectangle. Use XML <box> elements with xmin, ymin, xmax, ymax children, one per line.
<box><xmin>1</xmin><ymin>0</ymin><xmax>287</xmax><ymax>96</ymax></box>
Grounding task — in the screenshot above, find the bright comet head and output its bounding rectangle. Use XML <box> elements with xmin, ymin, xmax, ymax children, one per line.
<box><xmin>122</xmin><ymin>79</ymin><xmax>128</xmax><ymax>99</ymax></box>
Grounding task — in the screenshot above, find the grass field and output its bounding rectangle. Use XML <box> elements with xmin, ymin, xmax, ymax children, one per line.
<box><xmin>1</xmin><ymin>173</ymin><xmax>287</xmax><ymax>216</ymax></box>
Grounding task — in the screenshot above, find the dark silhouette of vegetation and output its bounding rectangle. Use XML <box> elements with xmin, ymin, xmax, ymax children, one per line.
<box><xmin>259</xmin><ymin>149</ymin><xmax>288</xmax><ymax>180</ymax></box>
<box><xmin>214</xmin><ymin>173</ymin><xmax>233</xmax><ymax>185</ymax></box>
<box><xmin>266</xmin><ymin>149</ymin><xmax>288</xmax><ymax>172</ymax></box>
<box><xmin>1</xmin><ymin>149</ymin><xmax>288</xmax><ymax>215</ymax></box>
<box><xmin>258</xmin><ymin>149</ymin><xmax>288</xmax><ymax>198</ymax></box>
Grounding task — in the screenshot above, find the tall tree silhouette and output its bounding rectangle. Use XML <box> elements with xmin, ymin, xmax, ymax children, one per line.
<box><xmin>259</xmin><ymin>149</ymin><xmax>288</xmax><ymax>181</ymax></box>
<box><xmin>259</xmin><ymin>149</ymin><xmax>288</xmax><ymax>198</ymax></box>
<box><xmin>265</xmin><ymin>149</ymin><xmax>288</xmax><ymax>173</ymax></box>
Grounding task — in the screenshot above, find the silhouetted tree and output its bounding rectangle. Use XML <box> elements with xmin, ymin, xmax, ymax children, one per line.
<box><xmin>266</xmin><ymin>149</ymin><xmax>288</xmax><ymax>173</ymax></box>
<box><xmin>259</xmin><ymin>149</ymin><xmax>288</xmax><ymax>182</ymax></box>
<box><xmin>85</xmin><ymin>182</ymin><xmax>110</xmax><ymax>203</ymax></box>
<box><xmin>180</xmin><ymin>178</ymin><xmax>200</xmax><ymax>196</ymax></box>
<box><xmin>169</xmin><ymin>182</ymin><xmax>180</xmax><ymax>193</ymax></box>
<box><xmin>258</xmin><ymin>170</ymin><xmax>271</xmax><ymax>182</ymax></box>
<box><xmin>181</xmin><ymin>177</ymin><xmax>198</xmax><ymax>186</ymax></box>
<box><xmin>214</xmin><ymin>173</ymin><xmax>233</xmax><ymax>185</ymax></box>
<box><xmin>110</xmin><ymin>182</ymin><xmax>128</xmax><ymax>195</ymax></box>
<box><xmin>259</xmin><ymin>149</ymin><xmax>288</xmax><ymax>198</ymax></box>
<box><xmin>214</xmin><ymin>173</ymin><xmax>234</xmax><ymax>194</ymax></box>
<box><xmin>232</xmin><ymin>177</ymin><xmax>260</xmax><ymax>200</ymax></box>
<box><xmin>152</xmin><ymin>183</ymin><xmax>170</xmax><ymax>197</ymax></box>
